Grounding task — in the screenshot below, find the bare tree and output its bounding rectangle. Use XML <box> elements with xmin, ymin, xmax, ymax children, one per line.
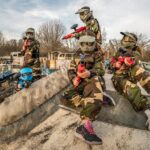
<box><xmin>0</xmin><ymin>32</ymin><xmax>8</xmax><ymax>56</ymax></box>
<box><xmin>0</xmin><ymin>31</ymin><xmax>5</xmax><ymax>47</ymax></box>
<box><xmin>134</xmin><ymin>33</ymin><xmax>150</xmax><ymax>60</ymax></box>
<box><xmin>102</xmin><ymin>39</ymin><xmax>120</xmax><ymax>59</ymax></box>
<box><xmin>143</xmin><ymin>49</ymin><xmax>150</xmax><ymax>62</ymax></box>
<box><xmin>63</xmin><ymin>38</ymin><xmax>78</xmax><ymax>51</ymax></box>
<box><xmin>136</xmin><ymin>33</ymin><xmax>150</xmax><ymax>49</ymax></box>
<box><xmin>36</xmin><ymin>20</ymin><xmax>66</xmax><ymax>54</ymax></box>
<box><xmin>0</xmin><ymin>32</ymin><xmax>22</xmax><ymax>56</ymax></box>
<box><xmin>102</xmin><ymin>27</ymin><xmax>107</xmax><ymax>43</ymax></box>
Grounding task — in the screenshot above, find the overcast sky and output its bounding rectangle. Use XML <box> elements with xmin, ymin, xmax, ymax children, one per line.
<box><xmin>0</xmin><ymin>0</ymin><xmax>150</xmax><ymax>40</ymax></box>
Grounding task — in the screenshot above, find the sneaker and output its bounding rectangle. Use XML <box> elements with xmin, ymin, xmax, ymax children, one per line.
<box><xmin>144</xmin><ymin>109</ymin><xmax>150</xmax><ymax>131</ymax></box>
<box><xmin>102</xmin><ymin>92</ymin><xmax>116</xmax><ymax>106</ymax></box>
<box><xmin>75</xmin><ymin>125</ymin><xmax>102</xmax><ymax>145</ymax></box>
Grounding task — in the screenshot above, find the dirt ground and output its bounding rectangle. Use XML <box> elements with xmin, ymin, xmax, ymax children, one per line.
<box><xmin>0</xmin><ymin>109</ymin><xmax>150</xmax><ymax>150</ymax></box>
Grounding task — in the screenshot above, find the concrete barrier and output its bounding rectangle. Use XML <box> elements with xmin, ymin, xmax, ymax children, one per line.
<box><xmin>0</xmin><ymin>69</ymin><xmax>69</xmax><ymax>126</ymax></box>
<box><xmin>0</xmin><ymin>91</ymin><xmax>63</xmax><ymax>142</ymax></box>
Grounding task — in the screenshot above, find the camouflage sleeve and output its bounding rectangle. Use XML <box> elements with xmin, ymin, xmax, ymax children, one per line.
<box><xmin>92</xmin><ymin>19</ymin><xmax>102</xmax><ymax>44</ymax></box>
<box><xmin>36</xmin><ymin>40</ymin><xmax>40</xmax><ymax>49</ymax></box>
<box><xmin>68</xmin><ymin>59</ymin><xmax>77</xmax><ymax>81</ymax></box>
<box><xmin>29</xmin><ymin>40</ymin><xmax>40</xmax><ymax>52</ymax></box>
<box><xmin>89</xmin><ymin>51</ymin><xmax>105</xmax><ymax>77</ymax></box>
<box><xmin>33</xmin><ymin>40</ymin><xmax>40</xmax><ymax>51</ymax></box>
<box><xmin>31</xmin><ymin>40</ymin><xmax>40</xmax><ymax>59</ymax></box>
<box><xmin>133</xmin><ymin>51</ymin><xmax>142</xmax><ymax>64</ymax></box>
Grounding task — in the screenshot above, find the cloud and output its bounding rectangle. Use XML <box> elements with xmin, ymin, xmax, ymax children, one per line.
<box><xmin>24</xmin><ymin>9</ymin><xmax>59</xmax><ymax>19</ymax></box>
<box><xmin>74</xmin><ymin>0</ymin><xmax>150</xmax><ymax>40</ymax></box>
<box><xmin>0</xmin><ymin>0</ymin><xmax>150</xmax><ymax>41</ymax></box>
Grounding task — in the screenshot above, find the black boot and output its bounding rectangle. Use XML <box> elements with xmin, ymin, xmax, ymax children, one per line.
<box><xmin>75</xmin><ymin>125</ymin><xmax>102</xmax><ymax>145</ymax></box>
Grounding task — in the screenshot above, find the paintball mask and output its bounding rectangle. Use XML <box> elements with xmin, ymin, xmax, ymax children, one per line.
<box><xmin>22</xmin><ymin>33</ymin><xmax>27</xmax><ymax>40</ymax></box>
<box><xmin>20</xmin><ymin>67</ymin><xmax>33</xmax><ymax>82</ymax></box>
<box><xmin>75</xmin><ymin>6</ymin><xmax>93</xmax><ymax>23</ymax></box>
<box><xmin>79</xmin><ymin>35</ymin><xmax>96</xmax><ymax>52</ymax></box>
<box><xmin>121</xmin><ymin>32</ymin><xmax>137</xmax><ymax>49</ymax></box>
<box><xmin>25</xmin><ymin>28</ymin><xmax>35</xmax><ymax>40</ymax></box>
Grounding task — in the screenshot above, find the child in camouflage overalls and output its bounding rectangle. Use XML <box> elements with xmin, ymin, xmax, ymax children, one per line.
<box><xmin>61</xmin><ymin>30</ymin><xmax>111</xmax><ymax>145</ymax></box>
<box><xmin>17</xmin><ymin>28</ymin><xmax>41</xmax><ymax>90</ymax></box>
<box><xmin>21</xmin><ymin>28</ymin><xmax>41</xmax><ymax>79</ymax></box>
<box><xmin>111</xmin><ymin>32</ymin><xmax>150</xmax><ymax>130</ymax></box>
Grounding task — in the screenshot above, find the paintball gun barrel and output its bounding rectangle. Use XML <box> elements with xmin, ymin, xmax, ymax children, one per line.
<box><xmin>0</xmin><ymin>71</ymin><xmax>17</xmax><ymax>84</ymax></box>
<box><xmin>62</xmin><ymin>24</ymin><xmax>87</xmax><ymax>40</ymax></box>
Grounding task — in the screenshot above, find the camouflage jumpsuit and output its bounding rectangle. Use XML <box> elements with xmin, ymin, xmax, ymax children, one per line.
<box><xmin>112</xmin><ymin>46</ymin><xmax>150</xmax><ymax>111</ymax></box>
<box><xmin>23</xmin><ymin>39</ymin><xmax>41</xmax><ymax>77</ymax></box>
<box><xmin>62</xmin><ymin>48</ymin><xmax>105</xmax><ymax>120</ymax></box>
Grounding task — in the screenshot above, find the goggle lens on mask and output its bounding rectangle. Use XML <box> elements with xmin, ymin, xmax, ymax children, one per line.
<box><xmin>26</xmin><ymin>32</ymin><xmax>33</xmax><ymax>36</ymax></box>
<box><xmin>79</xmin><ymin>12</ymin><xmax>85</xmax><ymax>16</ymax></box>
<box><xmin>80</xmin><ymin>42</ymin><xmax>95</xmax><ymax>46</ymax></box>
<box><xmin>123</xmin><ymin>36</ymin><xmax>135</xmax><ymax>42</ymax></box>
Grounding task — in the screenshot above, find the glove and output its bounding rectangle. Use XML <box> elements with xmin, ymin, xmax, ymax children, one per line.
<box><xmin>72</xmin><ymin>77</ymin><xmax>80</xmax><ymax>87</ymax></box>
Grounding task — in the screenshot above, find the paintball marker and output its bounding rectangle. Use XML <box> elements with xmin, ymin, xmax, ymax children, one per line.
<box><xmin>0</xmin><ymin>71</ymin><xmax>19</xmax><ymax>102</ymax></box>
<box><xmin>0</xmin><ymin>70</ymin><xmax>17</xmax><ymax>84</ymax></box>
<box><xmin>110</xmin><ymin>47</ymin><xmax>135</xmax><ymax>69</ymax></box>
<box><xmin>111</xmin><ymin>56</ymin><xmax>135</xmax><ymax>70</ymax></box>
<box><xmin>62</xmin><ymin>24</ymin><xmax>87</xmax><ymax>40</ymax></box>
<box><xmin>73</xmin><ymin>54</ymin><xmax>86</xmax><ymax>87</ymax></box>
<box><xmin>17</xmin><ymin>67</ymin><xmax>33</xmax><ymax>90</ymax></box>
<box><xmin>21</xmin><ymin>39</ymin><xmax>31</xmax><ymax>55</ymax></box>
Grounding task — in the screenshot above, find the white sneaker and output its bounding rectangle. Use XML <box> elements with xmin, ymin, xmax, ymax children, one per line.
<box><xmin>144</xmin><ymin>109</ymin><xmax>150</xmax><ymax>131</ymax></box>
